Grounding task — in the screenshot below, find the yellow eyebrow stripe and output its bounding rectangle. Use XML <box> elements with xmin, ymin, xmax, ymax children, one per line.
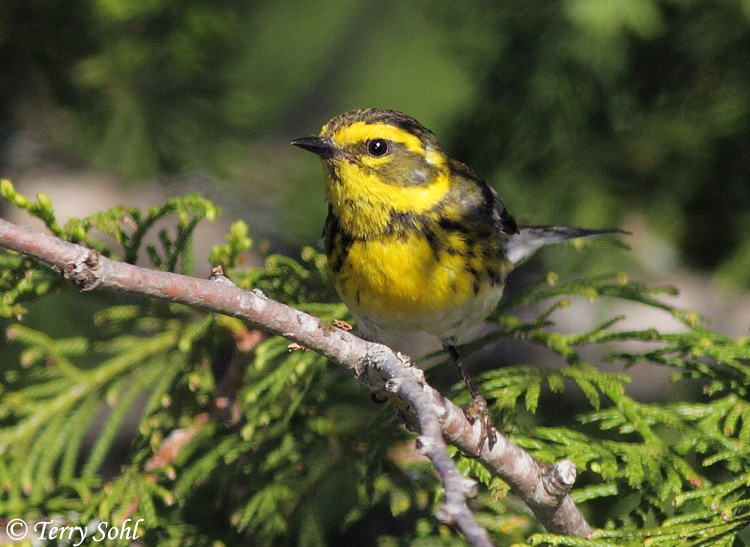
<box><xmin>326</xmin><ymin>121</ymin><xmax>426</xmax><ymax>156</ymax></box>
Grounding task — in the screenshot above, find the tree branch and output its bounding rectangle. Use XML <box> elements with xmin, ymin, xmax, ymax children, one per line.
<box><xmin>0</xmin><ymin>217</ymin><xmax>593</xmax><ymax>544</ymax></box>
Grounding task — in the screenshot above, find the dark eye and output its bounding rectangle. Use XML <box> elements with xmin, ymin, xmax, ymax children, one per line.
<box><xmin>366</xmin><ymin>139</ymin><xmax>389</xmax><ymax>157</ymax></box>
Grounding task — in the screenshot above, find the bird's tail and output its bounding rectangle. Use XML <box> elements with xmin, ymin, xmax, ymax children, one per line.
<box><xmin>505</xmin><ymin>226</ymin><xmax>625</xmax><ymax>266</ymax></box>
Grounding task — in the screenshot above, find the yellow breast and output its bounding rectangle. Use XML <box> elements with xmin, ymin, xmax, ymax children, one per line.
<box><xmin>332</xmin><ymin>230</ymin><xmax>508</xmax><ymax>338</ymax></box>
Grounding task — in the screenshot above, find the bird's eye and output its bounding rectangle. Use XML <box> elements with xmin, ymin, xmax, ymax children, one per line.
<box><xmin>366</xmin><ymin>139</ymin><xmax>389</xmax><ymax>157</ymax></box>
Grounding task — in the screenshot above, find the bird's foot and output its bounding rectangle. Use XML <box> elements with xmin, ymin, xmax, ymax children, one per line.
<box><xmin>463</xmin><ymin>393</ymin><xmax>497</xmax><ymax>455</ymax></box>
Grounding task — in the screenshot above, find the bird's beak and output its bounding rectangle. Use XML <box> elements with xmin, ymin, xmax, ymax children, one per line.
<box><xmin>291</xmin><ymin>136</ymin><xmax>336</xmax><ymax>159</ymax></box>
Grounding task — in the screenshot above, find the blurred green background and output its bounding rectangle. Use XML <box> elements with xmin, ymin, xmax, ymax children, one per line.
<box><xmin>1</xmin><ymin>0</ymin><xmax>749</xmax><ymax>303</ymax></box>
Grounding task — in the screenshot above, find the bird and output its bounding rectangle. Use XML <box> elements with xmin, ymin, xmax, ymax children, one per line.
<box><xmin>292</xmin><ymin>108</ymin><xmax>622</xmax><ymax>453</ymax></box>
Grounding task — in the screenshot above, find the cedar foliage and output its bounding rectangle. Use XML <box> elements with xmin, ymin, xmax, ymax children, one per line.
<box><xmin>1</xmin><ymin>183</ymin><xmax>749</xmax><ymax>546</ymax></box>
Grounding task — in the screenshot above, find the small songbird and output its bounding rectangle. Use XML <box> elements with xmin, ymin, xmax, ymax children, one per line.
<box><xmin>293</xmin><ymin>108</ymin><xmax>622</xmax><ymax>452</ymax></box>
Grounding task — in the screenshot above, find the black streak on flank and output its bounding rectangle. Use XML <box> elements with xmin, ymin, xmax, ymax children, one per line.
<box><xmin>324</xmin><ymin>212</ymin><xmax>354</xmax><ymax>274</ymax></box>
<box><xmin>423</xmin><ymin>225</ymin><xmax>441</xmax><ymax>260</ymax></box>
<box><xmin>438</xmin><ymin>217</ymin><xmax>471</xmax><ymax>234</ymax></box>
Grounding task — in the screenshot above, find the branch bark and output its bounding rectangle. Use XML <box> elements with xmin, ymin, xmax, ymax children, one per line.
<box><xmin>0</xmin><ymin>217</ymin><xmax>593</xmax><ymax>544</ymax></box>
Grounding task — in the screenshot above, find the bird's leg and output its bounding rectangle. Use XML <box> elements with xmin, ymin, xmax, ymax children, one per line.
<box><xmin>443</xmin><ymin>342</ymin><xmax>496</xmax><ymax>454</ymax></box>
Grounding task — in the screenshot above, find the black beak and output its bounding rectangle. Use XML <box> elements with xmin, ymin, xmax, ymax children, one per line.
<box><xmin>291</xmin><ymin>136</ymin><xmax>336</xmax><ymax>159</ymax></box>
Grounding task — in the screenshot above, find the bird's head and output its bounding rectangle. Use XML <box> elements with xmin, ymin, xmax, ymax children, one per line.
<box><xmin>292</xmin><ymin>109</ymin><xmax>452</xmax><ymax>236</ymax></box>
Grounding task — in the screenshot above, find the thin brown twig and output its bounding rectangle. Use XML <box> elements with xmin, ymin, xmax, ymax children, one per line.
<box><xmin>0</xmin><ymin>217</ymin><xmax>593</xmax><ymax>544</ymax></box>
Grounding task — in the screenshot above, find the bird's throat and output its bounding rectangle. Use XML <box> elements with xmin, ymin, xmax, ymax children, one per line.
<box><xmin>324</xmin><ymin>163</ymin><xmax>450</xmax><ymax>239</ymax></box>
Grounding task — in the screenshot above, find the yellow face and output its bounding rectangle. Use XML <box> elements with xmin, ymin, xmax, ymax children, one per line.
<box><xmin>303</xmin><ymin>109</ymin><xmax>453</xmax><ymax>238</ymax></box>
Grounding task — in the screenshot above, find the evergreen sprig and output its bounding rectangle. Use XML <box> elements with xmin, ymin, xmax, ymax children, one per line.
<box><xmin>2</xmin><ymin>189</ymin><xmax>750</xmax><ymax>545</ymax></box>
